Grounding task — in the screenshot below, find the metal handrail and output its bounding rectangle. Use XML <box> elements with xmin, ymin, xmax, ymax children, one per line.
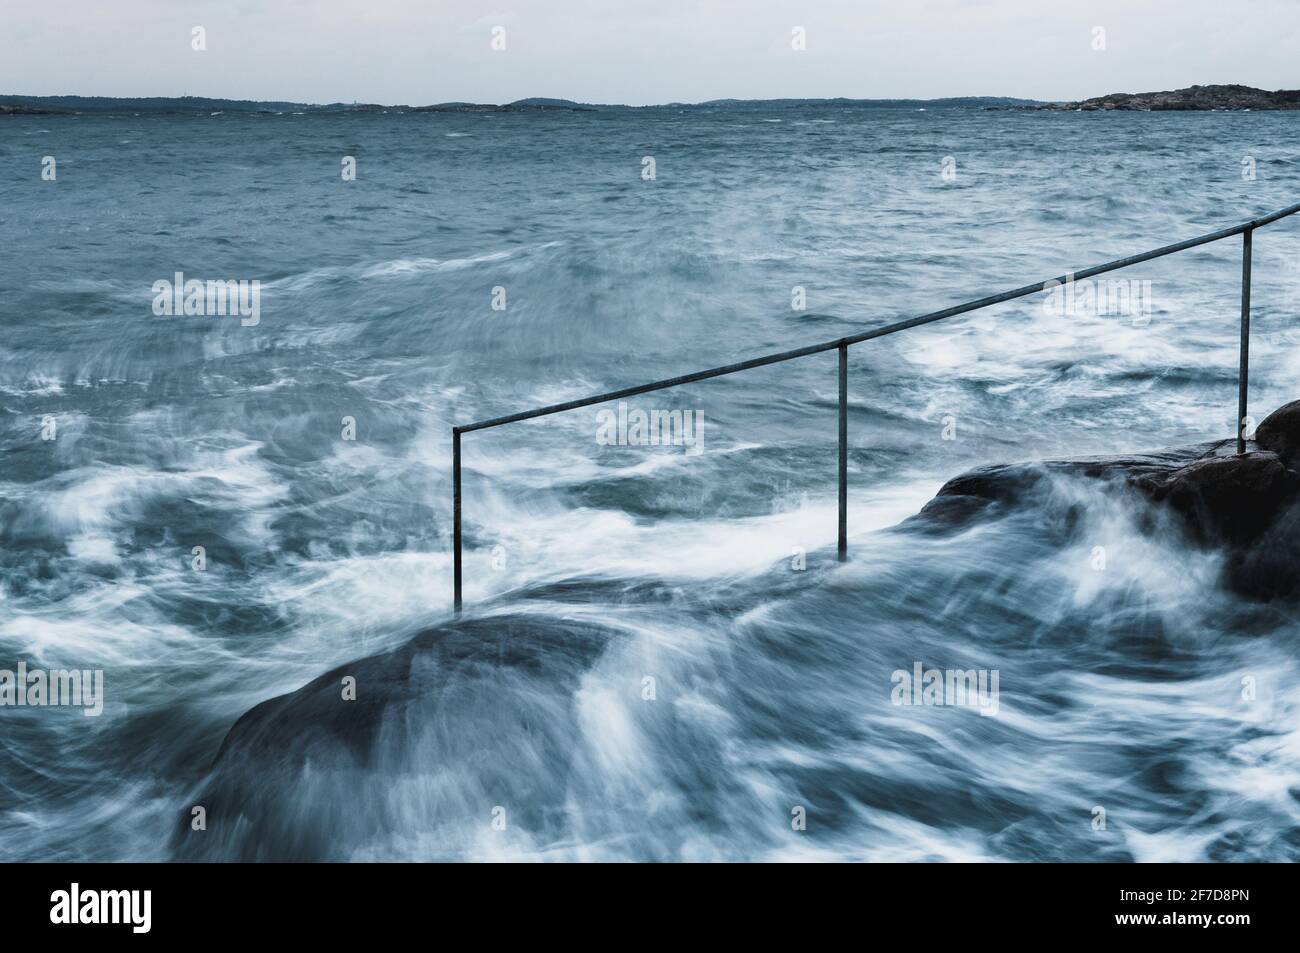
<box><xmin>452</xmin><ymin>202</ymin><xmax>1300</xmax><ymax>613</ymax></box>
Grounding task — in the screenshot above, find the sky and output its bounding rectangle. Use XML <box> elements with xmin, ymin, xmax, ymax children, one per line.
<box><xmin>2</xmin><ymin>0</ymin><xmax>1299</xmax><ymax>105</ymax></box>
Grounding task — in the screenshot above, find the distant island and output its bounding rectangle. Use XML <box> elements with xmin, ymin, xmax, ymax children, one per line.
<box><xmin>1018</xmin><ymin>84</ymin><xmax>1300</xmax><ymax>111</ymax></box>
<box><xmin>4</xmin><ymin>86</ymin><xmax>1298</xmax><ymax>116</ymax></box>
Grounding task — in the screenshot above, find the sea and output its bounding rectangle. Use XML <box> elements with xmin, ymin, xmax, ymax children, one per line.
<box><xmin>2</xmin><ymin>104</ymin><xmax>1299</xmax><ymax>860</ymax></box>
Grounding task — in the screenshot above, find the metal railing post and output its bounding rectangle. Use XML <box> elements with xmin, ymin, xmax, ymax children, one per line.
<box><xmin>838</xmin><ymin>342</ymin><xmax>848</xmax><ymax>561</ymax></box>
<box><xmin>453</xmin><ymin>427</ymin><xmax>463</xmax><ymax>614</ymax></box>
<box><xmin>1237</xmin><ymin>228</ymin><xmax>1253</xmax><ymax>455</ymax></box>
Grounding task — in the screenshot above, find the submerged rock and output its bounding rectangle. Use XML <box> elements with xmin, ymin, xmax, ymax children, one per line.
<box><xmin>910</xmin><ymin>399</ymin><xmax>1300</xmax><ymax>601</ymax></box>
<box><xmin>172</xmin><ymin>613</ymin><xmax>618</xmax><ymax>861</ymax></box>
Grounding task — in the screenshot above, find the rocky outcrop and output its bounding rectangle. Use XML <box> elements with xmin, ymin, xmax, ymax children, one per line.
<box><xmin>1129</xmin><ymin>448</ymin><xmax>1298</xmax><ymax>545</ymax></box>
<box><xmin>913</xmin><ymin>399</ymin><xmax>1300</xmax><ymax>600</ymax></box>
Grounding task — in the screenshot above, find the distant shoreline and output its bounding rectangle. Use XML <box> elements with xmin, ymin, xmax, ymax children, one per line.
<box><xmin>1008</xmin><ymin>84</ymin><xmax>1300</xmax><ymax>112</ymax></box>
<box><xmin>5</xmin><ymin>85</ymin><xmax>1298</xmax><ymax>116</ymax></box>
<box><xmin>0</xmin><ymin>95</ymin><xmax>1037</xmax><ymax>116</ymax></box>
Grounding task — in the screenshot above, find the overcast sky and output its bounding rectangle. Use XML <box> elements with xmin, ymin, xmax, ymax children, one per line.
<box><xmin>3</xmin><ymin>0</ymin><xmax>1298</xmax><ymax>105</ymax></box>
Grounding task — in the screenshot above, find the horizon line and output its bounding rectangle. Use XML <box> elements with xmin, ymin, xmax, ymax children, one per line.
<box><xmin>5</xmin><ymin>82</ymin><xmax>1290</xmax><ymax>111</ymax></box>
<box><xmin>1</xmin><ymin>92</ymin><xmax>1049</xmax><ymax>108</ymax></box>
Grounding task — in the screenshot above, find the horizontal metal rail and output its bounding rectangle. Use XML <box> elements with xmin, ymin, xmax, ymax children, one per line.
<box><xmin>452</xmin><ymin>201</ymin><xmax>1300</xmax><ymax>613</ymax></box>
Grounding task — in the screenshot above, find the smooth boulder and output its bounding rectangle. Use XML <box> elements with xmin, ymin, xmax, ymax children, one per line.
<box><xmin>1254</xmin><ymin>398</ymin><xmax>1300</xmax><ymax>467</ymax></box>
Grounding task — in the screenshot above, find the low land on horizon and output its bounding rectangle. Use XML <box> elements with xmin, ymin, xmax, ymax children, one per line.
<box><xmin>0</xmin><ymin>94</ymin><xmax>1036</xmax><ymax>115</ymax></box>
<box><xmin>3</xmin><ymin>84</ymin><xmax>1298</xmax><ymax>116</ymax></box>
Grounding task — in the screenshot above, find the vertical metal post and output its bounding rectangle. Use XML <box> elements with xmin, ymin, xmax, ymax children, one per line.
<box><xmin>1237</xmin><ymin>228</ymin><xmax>1253</xmax><ymax>455</ymax></box>
<box><xmin>838</xmin><ymin>342</ymin><xmax>848</xmax><ymax>561</ymax></box>
<box><xmin>452</xmin><ymin>427</ymin><xmax>463</xmax><ymax>614</ymax></box>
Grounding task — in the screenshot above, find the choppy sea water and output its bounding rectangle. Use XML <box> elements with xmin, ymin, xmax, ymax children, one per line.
<box><xmin>2</xmin><ymin>106</ymin><xmax>1299</xmax><ymax>861</ymax></box>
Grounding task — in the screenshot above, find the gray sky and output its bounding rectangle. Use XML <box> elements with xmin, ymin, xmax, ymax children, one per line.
<box><xmin>3</xmin><ymin>0</ymin><xmax>1298</xmax><ymax>105</ymax></box>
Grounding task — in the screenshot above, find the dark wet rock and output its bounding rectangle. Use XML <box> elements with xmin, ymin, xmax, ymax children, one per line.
<box><xmin>1254</xmin><ymin>399</ymin><xmax>1300</xmax><ymax>467</ymax></box>
<box><xmin>911</xmin><ymin>462</ymin><xmax>1047</xmax><ymax>527</ymax></box>
<box><xmin>172</xmin><ymin>613</ymin><xmax>618</xmax><ymax>861</ymax></box>
<box><xmin>908</xmin><ymin>402</ymin><xmax>1300</xmax><ymax>601</ymax></box>
<box><xmin>909</xmin><ymin>446</ymin><xmax>1209</xmax><ymax>530</ymax></box>
<box><xmin>1225</xmin><ymin>498</ymin><xmax>1300</xmax><ymax>600</ymax></box>
<box><xmin>1128</xmin><ymin>449</ymin><xmax>1298</xmax><ymax>545</ymax></box>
